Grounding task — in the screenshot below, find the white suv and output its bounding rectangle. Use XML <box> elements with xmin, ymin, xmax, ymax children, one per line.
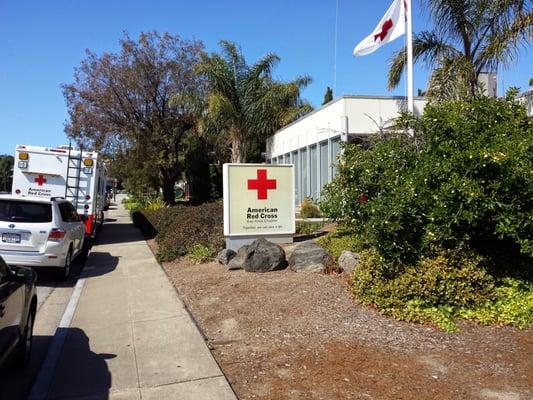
<box><xmin>0</xmin><ymin>196</ymin><xmax>86</xmax><ymax>279</ymax></box>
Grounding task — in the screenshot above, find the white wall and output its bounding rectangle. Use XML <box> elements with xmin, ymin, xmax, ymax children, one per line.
<box><xmin>518</xmin><ymin>90</ymin><xmax>533</xmax><ymax>117</ymax></box>
<box><xmin>267</xmin><ymin>95</ymin><xmax>427</xmax><ymax>158</ymax></box>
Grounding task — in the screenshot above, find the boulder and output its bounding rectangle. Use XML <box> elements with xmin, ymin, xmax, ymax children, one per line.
<box><xmin>227</xmin><ymin>245</ymin><xmax>249</xmax><ymax>270</ymax></box>
<box><xmin>338</xmin><ymin>250</ymin><xmax>360</xmax><ymax>274</ymax></box>
<box><xmin>243</xmin><ymin>238</ymin><xmax>287</xmax><ymax>272</ymax></box>
<box><xmin>217</xmin><ymin>249</ymin><xmax>236</xmax><ymax>265</ymax></box>
<box><xmin>288</xmin><ymin>241</ymin><xmax>331</xmax><ymax>273</ymax></box>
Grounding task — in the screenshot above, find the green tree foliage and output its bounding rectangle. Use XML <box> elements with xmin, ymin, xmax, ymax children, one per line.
<box><xmin>322</xmin><ymin>97</ymin><xmax>533</xmax><ymax>330</ymax></box>
<box><xmin>322</xmin><ymin>86</ymin><xmax>333</xmax><ymax>105</ymax></box>
<box><xmin>321</xmin><ymin>96</ymin><xmax>533</xmax><ymax>267</ymax></box>
<box><xmin>197</xmin><ymin>40</ymin><xmax>312</xmax><ymax>163</ymax></box>
<box><xmin>388</xmin><ymin>0</ymin><xmax>533</xmax><ymax>101</ymax></box>
<box><xmin>529</xmin><ymin>76</ymin><xmax>533</xmax><ymax>86</ymax></box>
<box><xmin>63</xmin><ymin>32</ymin><xmax>206</xmax><ymax>204</ymax></box>
<box><xmin>0</xmin><ymin>155</ymin><xmax>14</xmax><ymax>192</ymax></box>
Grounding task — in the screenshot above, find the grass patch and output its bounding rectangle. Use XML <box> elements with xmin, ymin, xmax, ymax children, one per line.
<box><xmin>316</xmin><ymin>228</ymin><xmax>367</xmax><ymax>258</ymax></box>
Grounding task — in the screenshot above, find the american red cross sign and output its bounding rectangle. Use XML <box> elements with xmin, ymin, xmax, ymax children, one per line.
<box><xmin>223</xmin><ymin>163</ymin><xmax>295</xmax><ymax>238</ymax></box>
<box><xmin>247</xmin><ymin>169</ymin><xmax>277</xmax><ymax>200</ymax></box>
<box><xmin>34</xmin><ymin>175</ymin><xmax>47</xmax><ymax>186</ymax></box>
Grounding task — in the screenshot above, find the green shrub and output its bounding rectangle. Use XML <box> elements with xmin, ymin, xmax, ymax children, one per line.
<box><xmin>300</xmin><ymin>197</ymin><xmax>322</xmax><ymax>218</ymax></box>
<box><xmin>188</xmin><ymin>244</ymin><xmax>215</xmax><ymax>264</ymax></box>
<box><xmin>316</xmin><ymin>228</ymin><xmax>367</xmax><ymax>258</ymax></box>
<box><xmin>145</xmin><ymin>198</ymin><xmax>166</xmax><ymax>211</ymax></box>
<box><xmin>459</xmin><ymin>277</ymin><xmax>533</xmax><ymax>328</ymax></box>
<box><xmin>321</xmin><ymin>96</ymin><xmax>533</xmax><ymax>266</ymax></box>
<box><xmin>133</xmin><ymin>202</ymin><xmax>224</xmax><ymax>262</ymax></box>
<box><xmin>351</xmin><ymin>248</ymin><xmax>533</xmax><ymax>331</ymax></box>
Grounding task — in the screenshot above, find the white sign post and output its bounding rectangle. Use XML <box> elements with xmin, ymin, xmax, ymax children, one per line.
<box><xmin>223</xmin><ymin>163</ymin><xmax>295</xmax><ymax>251</ymax></box>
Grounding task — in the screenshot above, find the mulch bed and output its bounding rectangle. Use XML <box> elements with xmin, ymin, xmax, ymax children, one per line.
<box><xmin>157</xmin><ymin>254</ymin><xmax>532</xmax><ymax>400</ymax></box>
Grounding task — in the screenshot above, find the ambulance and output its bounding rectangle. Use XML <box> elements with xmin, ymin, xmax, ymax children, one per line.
<box><xmin>11</xmin><ymin>144</ymin><xmax>107</xmax><ymax>238</ymax></box>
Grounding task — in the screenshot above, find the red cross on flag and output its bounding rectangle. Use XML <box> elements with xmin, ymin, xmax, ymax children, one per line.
<box><xmin>353</xmin><ymin>0</ymin><xmax>406</xmax><ymax>56</ymax></box>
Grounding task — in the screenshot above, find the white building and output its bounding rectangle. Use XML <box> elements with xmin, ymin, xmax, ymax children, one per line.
<box><xmin>266</xmin><ymin>95</ymin><xmax>427</xmax><ymax>204</ymax></box>
<box><xmin>518</xmin><ymin>89</ymin><xmax>533</xmax><ymax>116</ymax></box>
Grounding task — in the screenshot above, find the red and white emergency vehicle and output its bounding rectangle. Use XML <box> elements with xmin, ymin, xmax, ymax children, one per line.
<box><xmin>11</xmin><ymin>144</ymin><xmax>107</xmax><ymax>237</ymax></box>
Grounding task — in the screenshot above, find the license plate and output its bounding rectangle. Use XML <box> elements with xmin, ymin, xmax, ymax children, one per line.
<box><xmin>2</xmin><ymin>233</ymin><xmax>21</xmax><ymax>244</ymax></box>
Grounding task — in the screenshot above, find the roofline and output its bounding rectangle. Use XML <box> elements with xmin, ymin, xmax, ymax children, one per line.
<box><xmin>272</xmin><ymin>94</ymin><xmax>426</xmax><ymax>136</ymax></box>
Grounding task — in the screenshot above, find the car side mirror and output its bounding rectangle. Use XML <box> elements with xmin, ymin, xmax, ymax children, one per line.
<box><xmin>9</xmin><ymin>265</ymin><xmax>36</xmax><ymax>284</ymax></box>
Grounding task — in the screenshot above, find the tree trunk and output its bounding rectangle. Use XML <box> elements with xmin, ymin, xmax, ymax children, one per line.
<box><xmin>231</xmin><ymin>135</ymin><xmax>244</xmax><ymax>163</ymax></box>
<box><xmin>160</xmin><ymin>168</ymin><xmax>177</xmax><ymax>206</ymax></box>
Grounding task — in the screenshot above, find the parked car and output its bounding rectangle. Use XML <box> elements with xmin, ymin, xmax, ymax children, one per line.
<box><xmin>0</xmin><ymin>256</ymin><xmax>37</xmax><ymax>368</ymax></box>
<box><xmin>0</xmin><ymin>196</ymin><xmax>86</xmax><ymax>279</ymax></box>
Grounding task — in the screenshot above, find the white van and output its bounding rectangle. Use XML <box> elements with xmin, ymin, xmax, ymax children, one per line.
<box><xmin>11</xmin><ymin>145</ymin><xmax>107</xmax><ymax>238</ymax></box>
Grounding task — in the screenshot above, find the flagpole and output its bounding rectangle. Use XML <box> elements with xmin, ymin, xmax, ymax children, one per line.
<box><xmin>406</xmin><ymin>0</ymin><xmax>414</xmax><ymax>114</ymax></box>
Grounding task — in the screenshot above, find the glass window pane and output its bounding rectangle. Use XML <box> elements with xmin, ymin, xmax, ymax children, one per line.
<box><xmin>331</xmin><ymin>138</ymin><xmax>341</xmax><ymax>178</ymax></box>
<box><xmin>293</xmin><ymin>151</ymin><xmax>299</xmax><ymax>204</ymax></box>
<box><xmin>301</xmin><ymin>148</ymin><xmax>308</xmax><ymax>199</ymax></box>
<box><xmin>310</xmin><ymin>145</ymin><xmax>317</xmax><ymax>200</ymax></box>
<box><xmin>320</xmin><ymin>141</ymin><xmax>329</xmax><ymax>193</ymax></box>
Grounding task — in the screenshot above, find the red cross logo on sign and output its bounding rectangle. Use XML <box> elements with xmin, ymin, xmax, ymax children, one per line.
<box><xmin>247</xmin><ymin>169</ymin><xmax>277</xmax><ymax>200</ymax></box>
<box><xmin>34</xmin><ymin>175</ymin><xmax>47</xmax><ymax>186</ymax></box>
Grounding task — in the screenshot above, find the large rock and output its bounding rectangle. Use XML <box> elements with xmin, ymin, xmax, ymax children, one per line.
<box><xmin>243</xmin><ymin>238</ymin><xmax>287</xmax><ymax>272</ymax></box>
<box><xmin>288</xmin><ymin>241</ymin><xmax>331</xmax><ymax>273</ymax></box>
<box><xmin>227</xmin><ymin>245</ymin><xmax>249</xmax><ymax>270</ymax></box>
<box><xmin>338</xmin><ymin>250</ymin><xmax>360</xmax><ymax>274</ymax></box>
<box><xmin>217</xmin><ymin>249</ymin><xmax>236</xmax><ymax>265</ymax></box>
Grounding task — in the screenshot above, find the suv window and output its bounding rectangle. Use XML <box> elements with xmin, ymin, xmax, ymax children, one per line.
<box><xmin>66</xmin><ymin>202</ymin><xmax>80</xmax><ymax>222</ymax></box>
<box><xmin>0</xmin><ymin>200</ymin><xmax>52</xmax><ymax>223</ymax></box>
<box><xmin>58</xmin><ymin>202</ymin><xmax>80</xmax><ymax>223</ymax></box>
<box><xmin>58</xmin><ymin>203</ymin><xmax>71</xmax><ymax>222</ymax></box>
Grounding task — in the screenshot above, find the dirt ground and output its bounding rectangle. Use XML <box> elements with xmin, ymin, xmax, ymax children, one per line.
<box><xmin>153</xmin><ymin>241</ymin><xmax>532</xmax><ymax>400</ymax></box>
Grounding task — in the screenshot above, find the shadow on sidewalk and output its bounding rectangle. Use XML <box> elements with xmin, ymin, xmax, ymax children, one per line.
<box><xmin>35</xmin><ymin>251</ymin><xmax>119</xmax><ymax>288</ymax></box>
<box><xmin>47</xmin><ymin>327</ymin><xmax>114</xmax><ymax>399</ymax></box>
<box><xmin>96</xmin><ymin>223</ymin><xmax>144</xmax><ymax>245</ymax></box>
<box><xmin>82</xmin><ymin>251</ymin><xmax>120</xmax><ymax>279</ymax></box>
<box><xmin>0</xmin><ymin>328</ymin><xmax>113</xmax><ymax>400</ymax></box>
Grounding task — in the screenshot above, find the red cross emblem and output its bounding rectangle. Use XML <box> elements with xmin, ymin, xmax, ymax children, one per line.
<box><xmin>34</xmin><ymin>175</ymin><xmax>47</xmax><ymax>186</ymax></box>
<box><xmin>247</xmin><ymin>169</ymin><xmax>277</xmax><ymax>200</ymax></box>
<box><xmin>374</xmin><ymin>19</ymin><xmax>393</xmax><ymax>42</ymax></box>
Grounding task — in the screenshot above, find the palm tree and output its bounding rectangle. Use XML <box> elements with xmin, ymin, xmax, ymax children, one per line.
<box><xmin>197</xmin><ymin>41</ymin><xmax>312</xmax><ymax>163</ymax></box>
<box><xmin>388</xmin><ymin>0</ymin><xmax>533</xmax><ymax>101</ymax></box>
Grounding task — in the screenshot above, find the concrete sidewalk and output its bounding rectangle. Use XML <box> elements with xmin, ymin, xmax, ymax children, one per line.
<box><xmin>41</xmin><ymin>196</ymin><xmax>237</xmax><ymax>399</ymax></box>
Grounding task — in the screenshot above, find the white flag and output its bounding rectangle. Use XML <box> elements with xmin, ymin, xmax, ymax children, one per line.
<box><xmin>353</xmin><ymin>0</ymin><xmax>406</xmax><ymax>56</ymax></box>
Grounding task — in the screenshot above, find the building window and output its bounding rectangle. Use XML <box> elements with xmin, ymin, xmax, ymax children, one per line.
<box><xmin>331</xmin><ymin>137</ymin><xmax>341</xmax><ymax>178</ymax></box>
<box><xmin>293</xmin><ymin>150</ymin><xmax>299</xmax><ymax>204</ymax></box>
<box><xmin>319</xmin><ymin>141</ymin><xmax>329</xmax><ymax>194</ymax></box>
<box><xmin>301</xmin><ymin>148</ymin><xmax>308</xmax><ymax>199</ymax></box>
<box><xmin>310</xmin><ymin>145</ymin><xmax>318</xmax><ymax>200</ymax></box>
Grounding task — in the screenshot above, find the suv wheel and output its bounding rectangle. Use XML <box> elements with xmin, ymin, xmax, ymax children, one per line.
<box><xmin>60</xmin><ymin>248</ymin><xmax>72</xmax><ymax>281</ymax></box>
<box><xmin>13</xmin><ymin>309</ymin><xmax>35</xmax><ymax>369</ymax></box>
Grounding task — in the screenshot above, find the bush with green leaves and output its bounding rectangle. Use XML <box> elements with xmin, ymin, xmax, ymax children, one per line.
<box><xmin>321</xmin><ymin>96</ymin><xmax>533</xmax><ymax>330</ymax></box>
<box><xmin>322</xmin><ymin>96</ymin><xmax>533</xmax><ymax>266</ymax></box>
<box><xmin>133</xmin><ymin>201</ymin><xmax>224</xmax><ymax>262</ymax></box>
<box><xmin>188</xmin><ymin>244</ymin><xmax>216</xmax><ymax>264</ymax></box>
<box><xmin>300</xmin><ymin>197</ymin><xmax>323</xmax><ymax>218</ymax></box>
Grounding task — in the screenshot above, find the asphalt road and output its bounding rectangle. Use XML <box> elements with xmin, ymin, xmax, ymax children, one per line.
<box><xmin>0</xmin><ymin>251</ymin><xmax>88</xmax><ymax>400</ymax></box>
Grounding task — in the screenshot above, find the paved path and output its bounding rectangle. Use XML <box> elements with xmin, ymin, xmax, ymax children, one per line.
<box><xmin>35</xmin><ymin>197</ymin><xmax>237</xmax><ymax>400</ymax></box>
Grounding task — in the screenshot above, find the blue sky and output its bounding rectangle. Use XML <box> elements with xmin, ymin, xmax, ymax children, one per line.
<box><xmin>1</xmin><ymin>0</ymin><xmax>531</xmax><ymax>155</ymax></box>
